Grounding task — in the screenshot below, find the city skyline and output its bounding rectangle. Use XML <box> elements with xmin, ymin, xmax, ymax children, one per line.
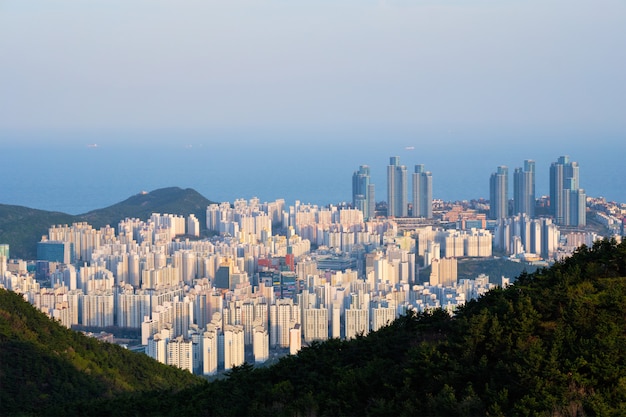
<box><xmin>2</xmin><ymin>1</ymin><xmax>625</xmax><ymax>410</ymax></box>
<box><xmin>2</xmin><ymin>149</ymin><xmax>622</xmax><ymax>380</ymax></box>
<box><xmin>5</xmin><ymin>182</ymin><xmax>618</xmax><ymax>375</ymax></box>
<box><xmin>1</xmin><ymin>142</ymin><xmax>624</xmax><ymax>217</ymax></box>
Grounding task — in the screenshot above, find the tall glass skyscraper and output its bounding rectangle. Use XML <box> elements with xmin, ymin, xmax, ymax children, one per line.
<box><xmin>550</xmin><ymin>156</ymin><xmax>586</xmax><ymax>226</ymax></box>
<box><xmin>489</xmin><ymin>166</ymin><xmax>508</xmax><ymax>220</ymax></box>
<box><xmin>412</xmin><ymin>164</ymin><xmax>433</xmax><ymax>218</ymax></box>
<box><xmin>387</xmin><ymin>156</ymin><xmax>408</xmax><ymax>217</ymax></box>
<box><xmin>513</xmin><ymin>160</ymin><xmax>535</xmax><ymax>217</ymax></box>
<box><xmin>352</xmin><ymin>165</ymin><xmax>375</xmax><ymax>219</ymax></box>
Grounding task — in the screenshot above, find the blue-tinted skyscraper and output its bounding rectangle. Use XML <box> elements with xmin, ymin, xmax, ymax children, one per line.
<box><xmin>550</xmin><ymin>156</ymin><xmax>585</xmax><ymax>226</ymax></box>
<box><xmin>387</xmin><ymin>156</ymin><xmax>408</xmax><ymax>217</ymax></box>
<box><xmin>352</xmin><ymin>165</ymin><xmax>375</xmax><ymax>219</ymax></box>
<box><xmin>489</xmin><ymin>166</ymin><xmax>508</xmax><ymax>220</ymax></box>
<box><xmin>36</xmin><ymin>241</ymin><xmax>73</xmax><ymax>264</ymax></box>
<box><xmin>514</xmin><ymin>160</ymin><xmax>535</xmax><ymax>217</ymax></box>
<box><xmin>412</xmin><ymin>164</ymin><xmax>433</xmax><ymax>218</ymax></box>
<box><xmin>566</xmin><ymin>189</ymin><xmax>587</xmax><ymax>227</ymax></box>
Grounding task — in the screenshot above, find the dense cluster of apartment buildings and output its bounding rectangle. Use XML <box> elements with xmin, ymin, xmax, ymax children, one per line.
<box><xmin>0</xmin><ymin>199</ymin><xmax>503</xmax><ymax>375</ymax></box>
<box><xmin>1</xmin><ymin>154</ymin><xmax>624</xmax><ymax>375</ymax></box>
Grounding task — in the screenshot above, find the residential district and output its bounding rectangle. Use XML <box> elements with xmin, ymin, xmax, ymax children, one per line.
<box><xmin>1</xmin><ymin>155</ymin><xmax>625</xmax><ymax>376</ymax></box>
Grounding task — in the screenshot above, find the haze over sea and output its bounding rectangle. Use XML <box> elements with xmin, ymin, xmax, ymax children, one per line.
<box><xmin>2</xmin><ymin>129</ymin><xmax>624</xmax><ymax>215</ymax></box>
<box><xmin>2</xmin><ymin>1</ymin><xmax>625</xmax><ymax>216</ymax></box>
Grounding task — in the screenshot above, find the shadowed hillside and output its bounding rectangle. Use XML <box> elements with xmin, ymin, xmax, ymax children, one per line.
<box><xmin>0</xmin><ymin>289</ymin><xmax>206</xmax><ymax>416</ymax></box>
<box><xmin>0</xmin><ymin>206</ymin><xmax>75</xmax><ymax>262</ymax></box>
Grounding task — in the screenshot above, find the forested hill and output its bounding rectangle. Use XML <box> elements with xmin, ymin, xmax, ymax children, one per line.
<box><xmin>56</xmin><ymin>238</ymin><xmax>626</xmax><ymax>416</ymax></box>
<box><xmin>78</xmin><ymin>186</ymin><xmax>214</xmax><ymax>229</ymax></box>
<box><xmin>0</xmin><ymin>187</ymin><xmax>215</xmax><ymax>260</ymax></box>
<box><xmin>0</xmin><ymin>288</ymin><xmax>206</xmax><ymax>416</ymax></box>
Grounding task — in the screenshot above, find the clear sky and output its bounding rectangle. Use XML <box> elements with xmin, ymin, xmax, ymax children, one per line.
<box><xmin>1</xmin><ymin>0</ymin><xmax>625</xmax><ymax>149</ymax></box>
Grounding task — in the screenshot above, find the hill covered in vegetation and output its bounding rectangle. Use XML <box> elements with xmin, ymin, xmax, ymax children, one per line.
<box><xmin>0</xmin><ymin>289</ymin><xmax>206</xmax><ymax>416</ymax></box>
<box><xmin>78</xmin><ymin>186</ymin><xmax>214</xmax><ymax>229</ymax></box>
<box><xmin>30</xmin><ymin>239</ymin><xmax>626</xmax><ymax>416</ymax></box>
<box><xmin>0</xmin><ymin>206</ymin><xmax>75</xmax><ymax>263</ymax></box>
<box><xmin>0</xmin><ymin>187</ymin><xmax>215</xmax><ymax>260</ymax></box>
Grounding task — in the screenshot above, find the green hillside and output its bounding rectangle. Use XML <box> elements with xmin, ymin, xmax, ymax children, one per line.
<box><xmin>78</xmin><ymin>186</ymin><xmax>214</xmax><ymax>229</ymax></box>
<box><xmin>71</xmin><ymin>239</ymin><xmax>626</xmax><ymax>416</ymax></box>
<box><xmin>0</xmin><ymin>289</ymin><xmax>206</xmax><ymax>416</ymax></box>
<box><xmin>0</xmin><ymin>206</ymin><xmax>75</xmax><ymax>262</ymax></box>
<box><xmin>0</xmin><ymin>187</ymin><xmax>215</xmax><ymax>260</ymax></box>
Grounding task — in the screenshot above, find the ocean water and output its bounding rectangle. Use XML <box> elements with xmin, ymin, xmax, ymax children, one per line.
<box><xmin>1</xmin><ymin>131</ymin><xmax>625</xmax><ymax>215</ymax></box>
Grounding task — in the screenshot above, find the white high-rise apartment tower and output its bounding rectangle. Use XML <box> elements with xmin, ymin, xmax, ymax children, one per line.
<box><xmin>223</xmin><ymin>325</ymin><xmax>245</xmax><ymax>370</ymax></box>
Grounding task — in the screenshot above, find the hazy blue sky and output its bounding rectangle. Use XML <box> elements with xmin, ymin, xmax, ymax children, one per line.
<box><xmin>1</xmin><ymin>0</ymin><xmax>625</xmax><ymax>149</ymax></box>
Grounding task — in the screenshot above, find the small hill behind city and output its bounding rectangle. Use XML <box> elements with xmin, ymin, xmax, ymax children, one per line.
<box><xmin>78</xmin><ymin>186</ymin><xmax>214</xmax><ymax>229</ymax></box>
<box><xmin>0</xmin><ymin>187</ymin><xmax>215</xmax><ymax>260</ymax></box>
